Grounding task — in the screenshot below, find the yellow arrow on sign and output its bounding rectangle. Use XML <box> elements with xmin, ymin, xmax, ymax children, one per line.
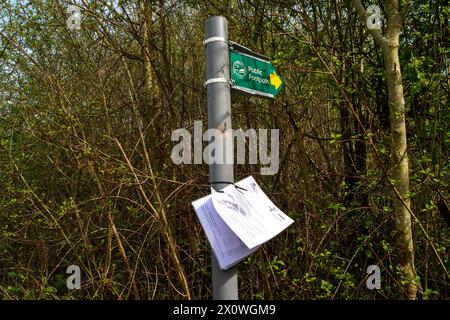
<box><xmin>270</xmin><ymin>71</ymin><xmax>282</xmax><ymax>90</ymax></box>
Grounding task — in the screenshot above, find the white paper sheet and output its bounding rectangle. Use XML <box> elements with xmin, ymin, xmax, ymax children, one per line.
<box><xmin>211</xmin><ymin>176</ymin><xmax>294</xmax><ymax>250</ymax></box>
<box><xmin>192</xmin><ymin>195</ymin><xmax>257</xmax><ymax>270</ymax></box>
<box><xmin>192</xmin><ymin>176</ymin><xmax>294</xmax><ymax>270</ymax></box>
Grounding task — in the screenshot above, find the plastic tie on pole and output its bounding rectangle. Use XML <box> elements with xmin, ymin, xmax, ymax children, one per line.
<box><xmin>203</xmin><ymin>36</ymin><xmax>227</xmax><ymax>46</ymax></box>
<box><xmin>210</xmin><ymin>181</ymin><xmax>247</xmax><ymax>193</ymax></box>
<box><xmin>204</xmin><ymin>78</ymin><xmax>230</xmax><ymax>87</ymax></box>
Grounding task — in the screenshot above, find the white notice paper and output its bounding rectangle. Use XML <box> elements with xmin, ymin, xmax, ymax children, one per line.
<box><xmin>212</xmin><ymin>176</ymin><xmax>294</xmax><ymax>250</ymax></box>
<box><xmin>192</xmin><ymin>195</ymin><xmax>258</xmax><ymax>270</ymax></box>
<box><xmin>192</xmin><ymin>176</ymin><xmax>294</xmax><ymax>270</ymax></box>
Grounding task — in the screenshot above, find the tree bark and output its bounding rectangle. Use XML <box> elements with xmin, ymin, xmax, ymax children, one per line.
<box><xmin>139</xmin><ymin>0</ymin><xmax>160</xmax><ymax>124</ymax></box>
<box><xmin>352</xmin><ymin>0</ymin><xmax>417</xmax><ymax>299</ymax></box>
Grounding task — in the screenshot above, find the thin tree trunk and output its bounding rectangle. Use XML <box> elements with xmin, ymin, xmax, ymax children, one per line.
<box><xmin>352</xmin><ymin>0</ymin><xmax>418</xmax><ymax>299</ymax></box>
<box><xmin>139</xmin><ymin>0</ymin><xmax>160</xmax><ymax>124</ymax></box>
<box><xmin>383</xmin><ymin>7</ymin><xmax>417</xmax><ymax>299</ymax></box>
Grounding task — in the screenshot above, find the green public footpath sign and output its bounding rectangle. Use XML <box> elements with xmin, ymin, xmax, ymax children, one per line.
<box><xmin>230</xmin><ymin>48</ymin><xmax>284</xmax><ymax>98</ymax></box>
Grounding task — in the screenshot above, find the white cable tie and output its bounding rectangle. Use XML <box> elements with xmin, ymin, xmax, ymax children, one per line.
<box><xmin>203</xmin><ymin>37</ymin><xmax>227</xmax><ymax>45</ymax></box>
<box><xmin>204</xmin><ymin>78</ymin><xmax>230</xmax><ymax>87</ymax></box>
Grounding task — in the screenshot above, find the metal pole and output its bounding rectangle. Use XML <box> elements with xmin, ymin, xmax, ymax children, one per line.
<box><xmin>205</xmin><ymin>16</ymin><xmax>238</xmax><ymax>300</ymax></box>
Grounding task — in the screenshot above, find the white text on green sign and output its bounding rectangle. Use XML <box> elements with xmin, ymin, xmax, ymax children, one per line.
<box><xmin>230</xmin><ymin>49</ymin><xmax>284</xmax><ymax>98</ymax></box>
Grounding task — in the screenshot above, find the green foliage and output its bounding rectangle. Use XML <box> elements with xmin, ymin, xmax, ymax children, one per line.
<box><xmin>0</xmin><ymin>0</ymin><xmax>448</xmax><ymax>300</ymax></box>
